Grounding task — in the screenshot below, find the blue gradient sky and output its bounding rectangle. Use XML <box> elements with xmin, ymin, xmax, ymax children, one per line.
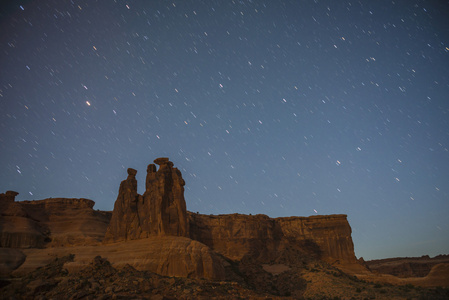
<box><xmin>1</xmin><ymin>0</ymin><xmax>448</xmax><ymax>260</ymax></box>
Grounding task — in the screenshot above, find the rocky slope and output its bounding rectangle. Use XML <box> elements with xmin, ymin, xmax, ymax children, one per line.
<box><xmin>2</xmin><ymin>254</ymin><xmax>448</xmax><ymax>300</ymax></box>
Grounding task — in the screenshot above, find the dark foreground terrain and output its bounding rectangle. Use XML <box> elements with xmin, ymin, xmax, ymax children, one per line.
<box><xmin>2</xmin><ymin>254</ymin><xmax>449</xmax><ymax>300</ymax></box>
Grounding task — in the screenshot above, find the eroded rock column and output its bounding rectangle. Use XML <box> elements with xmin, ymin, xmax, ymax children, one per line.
<box><xmin>105</xmin><ymin>158</ymin><xmax>188</xmax><ymax>242</ymax></box>
<box><xmin>104</xmin><ymin>168</ymin><xmax>140</xmax><ymax>242</ymax></box>
<box><xmin>142</xmin><ymin>158</ymin><xmax>188</xmax><ymax>237</ymax></box>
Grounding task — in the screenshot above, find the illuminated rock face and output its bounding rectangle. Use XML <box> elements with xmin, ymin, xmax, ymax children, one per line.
<box><xmin>104</xmin><ymin>158</ymin><xmax>356</xmax><ymax>265</ymax></box>
<box><xmin>0</xmin><ymin>158</ymin><xmax>360</xmax><ymax>281</ymax></box>
<box><xmin>103</xmin><ymin>168</ymin><xmax>139</xmax><ymax>242</ymax></box>
<box><xmin>141</xmin><ymin>158</ymin><xmax>188</xmax><ymax>237</ymax></box>
<box><xmin>0</xmin><ymin>194</ymin><xmax>110</xmax><ymax>249</ymax></box>
<box><xmin>104</xmin><ymin>158</ymin><xmax>188</xmax><ymax>242</ymax></box>
<box><xmin>188</xmin><ymin>212</ymin><xmax>358</xmax><ymax>265</ymax></box>
<box><xmin>0</xmin><ymin>190</ymin><xmax>46</xmax><ymax>248</ymax></box>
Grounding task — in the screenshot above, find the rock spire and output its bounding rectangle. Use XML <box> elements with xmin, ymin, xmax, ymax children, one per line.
<box><xmin>104</xmin><ymin>158</ymin><xmax>187</xmax><ymax>242</ymax></box>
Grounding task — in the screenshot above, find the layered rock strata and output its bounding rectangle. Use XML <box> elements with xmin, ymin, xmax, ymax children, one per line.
<box><xmin>13</xmin><ymin>237</ymin><xmax>226</xmax><ymax>280</ymax></box>
<box><xmin>188</xmin><ymin>212</ymin><xmax>357</xmax><ymax>265</ymax></box>
<box><xmin>277</xmin><ymin>214</ymin><xmax>357</xmax><ymax>264</ymax></box>
<box><xmin>0</xmin><ymin>193</ymin><xmax>111</xmax><ymax>249</ymax></box>
<box><xmin>20</xmin><ymin>198</ymin><xmax>111</xmax><ymax>247</ymax></box>
<box><xmin>0</xmin><ymin>191</ymin><xmax>48</xmax><ymax>248</ymax></box>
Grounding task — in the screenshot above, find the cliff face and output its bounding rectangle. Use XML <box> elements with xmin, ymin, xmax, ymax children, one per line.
<box><xmin>0</xmin><ymin>191</ymin><xmax>48</xmax><ymax>248</ymax></box>
<box><xmin>188</xmin><ymin>212</ymin><xmax>357</xmax><ymax>265</ymax></box>
<box><xmin>277</xmin><ymin>215</ymin><xmax>357</xmax><ymax>264</ymax></box>
<box><xmin>22</xmin><ymin>198</ymin><xmax>111</xmax><ymax>247</ymax></box>
<box><xmin>104</xmin><ymin>158</ymin><xmax>187</xmax><ymax>242</ymax></box>
<box><xmin>0</xmin><ymin>193</ymin><xmax>111</xmax><ymax>248</ymax></box>
<box><xmin>188</xmin><ymin>213</ymin><xmax>281</xmax><ymax>261</ymax></box>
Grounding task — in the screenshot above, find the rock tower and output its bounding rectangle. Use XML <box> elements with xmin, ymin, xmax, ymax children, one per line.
<box><xmin>104</xmin><ymin>158</ymin><xmax>187</xmax><ymax>242</ymax></box>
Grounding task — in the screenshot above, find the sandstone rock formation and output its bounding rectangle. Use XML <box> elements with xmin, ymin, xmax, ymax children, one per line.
<box><xmin>0</xmin><ymin>158</ymin><xmax>364</xmax><ymax>284</ymax></box>
<box><xmin>188</xmin><ymin>212</ymin><xmax>358</xmax><ymax>266</ymax></box>
<box><xmin>2</xmin><ymin>157</ymin><xmax>449</xmax><ymax>293</ymax></box>
<box><xmin>0</xmin><ymin>196</ymin><xmax>110</xmax><ymax>249</ymax></box>
<box><xmin>13</xmin><ymin>236</ymin><xmax>225</xmax><ymax>281</ymax></box>
<box><xmin>103</xmin><ymin>159</ymin><xmax>359</xmax><ymax>268</ymax></box>
<box><xmin>104</xmin><ymin>158</ymin><xmax>187</xmax><ymax>242</ymax></box>
<box><xmin>103</xmin><ymin>168</ymin><xmax>139</xmax><ymax>242</ymax></box>
<box><xmin>142</xmin><ymin>158</ymin><xmax>187</xmax><ymax>237</ymax></box>
<box><xmin>0</xmin><ymin>196</ymin><xmax>111</xmax><ymax>277</ymax></box>
<box><xmin>277</xmin><ymin>214</ymin><xmax>358</xmax><ymax>265</ymax></box>
<box><xmin>21</xmin><ymin>198</ymin><xmax>111</xmax><ymax>247</ymax></box>
<box><xmin>0</xmin><ymin>190</ymin><xmax>19</xmax><ymax>203</ymax></box>
<box><xmin>0</xmin><ymin>191</ymin><xmax>48</xmax><ymax>248</ymax></box>
<box><xmin>366</xmin><ymin>255</ymin><xmax>449</xmax><ymax>278</ymax></box>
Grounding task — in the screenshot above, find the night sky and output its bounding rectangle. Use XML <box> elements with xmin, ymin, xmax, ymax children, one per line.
<box><xmin>1</xmin><ymin>0</ymin><xmax>448</xmax><ymax>260</ymax></box>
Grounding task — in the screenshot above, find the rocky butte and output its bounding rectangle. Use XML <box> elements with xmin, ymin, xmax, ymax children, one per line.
<box><xmin>1</xmin><ymin>158</ymin><xmax>448</xmax><ymax>298</ymax></box>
